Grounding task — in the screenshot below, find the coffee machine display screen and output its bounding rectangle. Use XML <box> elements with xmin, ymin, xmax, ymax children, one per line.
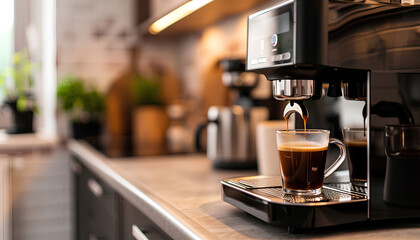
<box><xmin>250</xmin><ymin>12</ymin><xmax>290</xmax><ymax>41</ymax></box>
<box><xmin>247</xmin><ymin>2</ymin><xmax>294</xmax><ymax>71</ymax></box>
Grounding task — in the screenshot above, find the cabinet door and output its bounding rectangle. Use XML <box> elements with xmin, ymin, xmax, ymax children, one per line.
<box><xmin>0</xmin><ymin>158</ymin><xmax>10</xmax><ymax>240</ymax></box>
<box><xmin>11</xmin><ymin>150</ymin><xmax>72</xmax><ymax>240</ymax></box>
<box><xmin>72</xmin><ymin>158</ymin><xmax>88</xmax><ymax>240</ymax></box>
<box><xmin>72</xmin><ymin>157</ymin><xmax>120</xmax><ymax>240</ymax></box>
<box><xmin>121</xmin><ymin>199</ymin><xmax>172</xmax><ymax>240</ymax></box>
<box><xmin>85</xmin><ymin>170</ymin><xmax>119</xmax><ymax>240</ymax></box>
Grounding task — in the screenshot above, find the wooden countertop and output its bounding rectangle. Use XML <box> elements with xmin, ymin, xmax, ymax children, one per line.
<box><xmin>68</xmin><ymin>140</ymin><xmax>420</xmax><ymax>240</ymax></box>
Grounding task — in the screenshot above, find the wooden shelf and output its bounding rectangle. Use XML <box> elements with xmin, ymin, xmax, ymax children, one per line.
<box><xmin>139</xmin><ymin>0</ymin><xmax>273</xmax><ymax>37</ymax></box>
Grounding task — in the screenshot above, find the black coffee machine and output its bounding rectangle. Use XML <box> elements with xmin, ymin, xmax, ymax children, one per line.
<box><xmin>222</xmin><ymin>0</ymin><xmax>420</xmax><ymax>232</ymax></box>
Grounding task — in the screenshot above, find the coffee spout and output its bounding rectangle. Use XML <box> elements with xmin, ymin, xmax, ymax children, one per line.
<box><xmin>283</xmin><ymin>101</ymin><xmax>308</xmax><ymax>120</ymax></box>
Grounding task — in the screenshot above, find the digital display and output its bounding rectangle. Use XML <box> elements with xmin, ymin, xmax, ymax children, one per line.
<box><xmin>247</xmin><ymin>5</ymin><xmax>294</xmax><ymax>71</ymax></box>
<box><xmin>251</xmin><ymin>12</ymin><xmax>290</xmax><ymax>41</ymax></box>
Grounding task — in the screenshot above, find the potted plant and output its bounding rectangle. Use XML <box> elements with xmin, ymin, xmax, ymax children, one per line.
<box><xmin>0</xmin><ymin>49</ymin><xmax>37</xmax><ymax>134</ymax></box>
<box><xmin>131</xmin><ymin>73</ymin><xmax>169</xmax><ymax>156</ymax></box>
<box><xmin>57</xmin><ymin>75</ymin><xmax>105</xmax><ymax>139</ymax></box>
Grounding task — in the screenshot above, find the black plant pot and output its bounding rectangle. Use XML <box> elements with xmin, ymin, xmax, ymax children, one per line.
<box><xmin>71</xmin><ymin>121</ymin><xmax>101</xmax><ymax>139</ymax></box>
<box><xmin>5</xmin><ymin>101</ymin><xmax>34</xmax><ymax>134</ymax></box>
<box><xmin>72</xmin><ymin>120</ymin><xmax>102</xmax><ymax>149</ymax></box>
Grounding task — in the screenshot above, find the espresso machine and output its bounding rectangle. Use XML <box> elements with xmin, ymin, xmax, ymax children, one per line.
<box><xmin>196</xmin><ymin>59</ymin><xmax>269</xmax><ymax>169</ymax></box>
<box><xmin>222</xmin><ymin>0</ymin><xmax>420</xmax><ymax>232</ymax></box>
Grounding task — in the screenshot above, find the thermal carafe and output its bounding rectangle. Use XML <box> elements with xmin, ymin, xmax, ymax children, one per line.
<box><xmin>196</xmin><ymin>59</ymin><xmax>269</xmax><ymax>168</ymax></box>
<box><xmin>197</xmin><ymin>105</ymin><xmax>268</xmax><ymax>169</ymax></box>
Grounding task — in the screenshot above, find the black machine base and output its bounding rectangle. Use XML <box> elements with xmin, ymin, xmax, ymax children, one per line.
<box><xmin>221</xmin><ymin>176</ymin><xmax>368</xmax><ymax>232</ymax></box>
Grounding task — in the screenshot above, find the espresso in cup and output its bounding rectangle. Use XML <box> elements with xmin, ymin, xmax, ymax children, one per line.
<box><xmin>277</xmin><ymin>130</ymin><xmax>346</xmax><ymax>195</ymax></box>
<box><xmin>346</xmin><ymin>140</ymin><xmax>367</xmax><ymax>185</ymax></box>
<box><xmin>343</xmin><ymin>128</ymin><xmax>367</xmax><ymax>187</ymax></box>
<box><xmin>278</xmin><ymin>142</ymin><xmax>327</xmax><ymax>191</ymax></box>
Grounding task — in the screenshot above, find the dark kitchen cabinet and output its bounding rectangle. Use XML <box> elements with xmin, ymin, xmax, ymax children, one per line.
<box><xmin>72</xmin><ymin>158</ymin><xmax>120</xmax><ymax>240</ymax></box>
<box><xmin>72</xmin><ymin>156</ymin><xmax>173</xmax><ymax>240</ymax></box>
<box><xmin>72</xmin><ymin>158</ymin><xmax>88</xmax><ymax>240</ymax></box>
<box><xmin>121</xmin><ymin>198</ymin><xmax>172</xmax><ymax>240</ymax></box>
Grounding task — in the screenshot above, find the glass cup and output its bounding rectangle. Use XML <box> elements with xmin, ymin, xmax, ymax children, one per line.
<box><xmin>384</xmin><ymin>125</ymin><xmax>420</xmax><ymax>207</ymax></box>
<box><xmin>342</xmin><ymin>128</ymin><xmax>367</xmax><ymax>187</ymax></box>
<box><xmin>276</xmin><ymin>129</ymin><xmax>346</xmax><ymax>195</ymax></box>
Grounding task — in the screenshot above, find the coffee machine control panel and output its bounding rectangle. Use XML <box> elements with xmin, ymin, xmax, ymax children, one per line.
<box><xmin>247</xmin><ymin>0</ymin><xmax>294</xmax><ymax>71</ymax></box>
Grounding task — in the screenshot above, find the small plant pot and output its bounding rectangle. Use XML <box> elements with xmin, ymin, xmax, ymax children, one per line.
<box><xmin>5</xmin><ymin>101</ymin><xmax>34</xmax><ymax>134</ymax></box>
<box><xmin>72</xmin><ymin>120</ymin><xmax>101</xmax><ymax>139</ymax></box>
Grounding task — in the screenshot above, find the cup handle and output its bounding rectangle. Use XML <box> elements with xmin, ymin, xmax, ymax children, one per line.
<box><xmin>324</xmin><ymin>138</ymin><xmax>347</xmax><ymax>179</ymax></box>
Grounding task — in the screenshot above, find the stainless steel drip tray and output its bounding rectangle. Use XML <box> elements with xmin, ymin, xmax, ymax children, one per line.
<box><xmin>223</xmin><ymin>175</ymin><xmax>366</xmax><ymax>205</ymax></box>
<box><xmin>221</xmin><ymin>176</ymin><xmax>368</xmax><ymax>231</ymax></box>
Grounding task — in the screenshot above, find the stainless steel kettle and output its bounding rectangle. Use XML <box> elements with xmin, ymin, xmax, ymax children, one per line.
<box><xmin>196</xmin><ymin>105</ymin><xmax>268</xmax><ymax>169</ymax></box>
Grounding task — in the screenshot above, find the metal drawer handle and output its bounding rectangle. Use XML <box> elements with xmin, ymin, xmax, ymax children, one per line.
<box><xmin>132</xmin><ymin>225</ymin><xmax>149</xmax><ymax>240</ymax></box>
<box><xmin>87</xmin><ymin>178</ymin><xmax>104</xmax><ymax>197</ymax></box>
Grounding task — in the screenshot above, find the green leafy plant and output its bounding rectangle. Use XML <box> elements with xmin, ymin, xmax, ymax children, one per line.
<box><xmin>0</xmin><ymin>48</ymin><xmax>37</xmax><ymax>112</ymax></box>
<box><xmin>131</xmin><ymin>73</ymin><xmax>163</xmax><ymax>106</ymax></box>
<box><xmin>57</xmin><ymin>75</ymin><xmax>105</xmax><ymax>123</ymax></box>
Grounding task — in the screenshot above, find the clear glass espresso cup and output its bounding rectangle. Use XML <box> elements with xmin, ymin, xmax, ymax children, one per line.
<box><xmin>276</xmin><ymin>129</ymin><xmax>347</xmax><ymax>196</ymax></box>
<box><xmin>342</xmin><ymin>128</ymin><xmax>367</xmax><ymax>187</ymax></box>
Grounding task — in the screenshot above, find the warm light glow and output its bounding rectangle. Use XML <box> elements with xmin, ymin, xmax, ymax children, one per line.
<box><xmin>149</xmin><ymin>0</ymin><xmax>213</xmax><ymax>34</ymax></box>
<box><xmin>402</xmin><ymin>131</ymin><xmax>405</xmax><ymax>149</ymax></box>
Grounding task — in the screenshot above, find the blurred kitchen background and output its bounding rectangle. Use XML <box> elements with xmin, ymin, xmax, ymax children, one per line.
<box><xmin>55</xmin><ymin>0</ymin><xmax>283</xmax><ymax>155</ymax></box>
<box><xmin>0</xmin><ymin>0</ymin><xmax>286</xmax><ymax>239</ymax></box>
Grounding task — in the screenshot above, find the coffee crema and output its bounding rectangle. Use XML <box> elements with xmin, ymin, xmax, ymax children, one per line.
<box><xmin>278</xmin><ymin>142</ymin><xmax>328</xmax><ymax>191</ymax></box>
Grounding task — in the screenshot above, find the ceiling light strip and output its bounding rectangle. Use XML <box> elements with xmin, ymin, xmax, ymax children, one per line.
<box><xmin>149</xmin><ymin>0</ymin><xmax>213</xmax><ymax>34</ymax></box>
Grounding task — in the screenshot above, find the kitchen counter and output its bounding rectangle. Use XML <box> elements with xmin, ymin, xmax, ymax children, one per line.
<box><xmin>0</xmin><ymin>132</ymin><xmax>59</xmax><ymax>153</ymax></box>
<box><xmin>68</xmin><ymin>140</ymin><xmax>420</xmax><ymax>240</ymax></box>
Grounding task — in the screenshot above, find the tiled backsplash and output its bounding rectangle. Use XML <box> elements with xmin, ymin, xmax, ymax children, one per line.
<box><xmin>56</xmin><ymin>0</ymin><xmax>271</xmax><ymax>110</ymax></box>
<box><xmin>56</xmin><ymin>0</ymin><xmax>135</xmax><ymax>92</ymax></box>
